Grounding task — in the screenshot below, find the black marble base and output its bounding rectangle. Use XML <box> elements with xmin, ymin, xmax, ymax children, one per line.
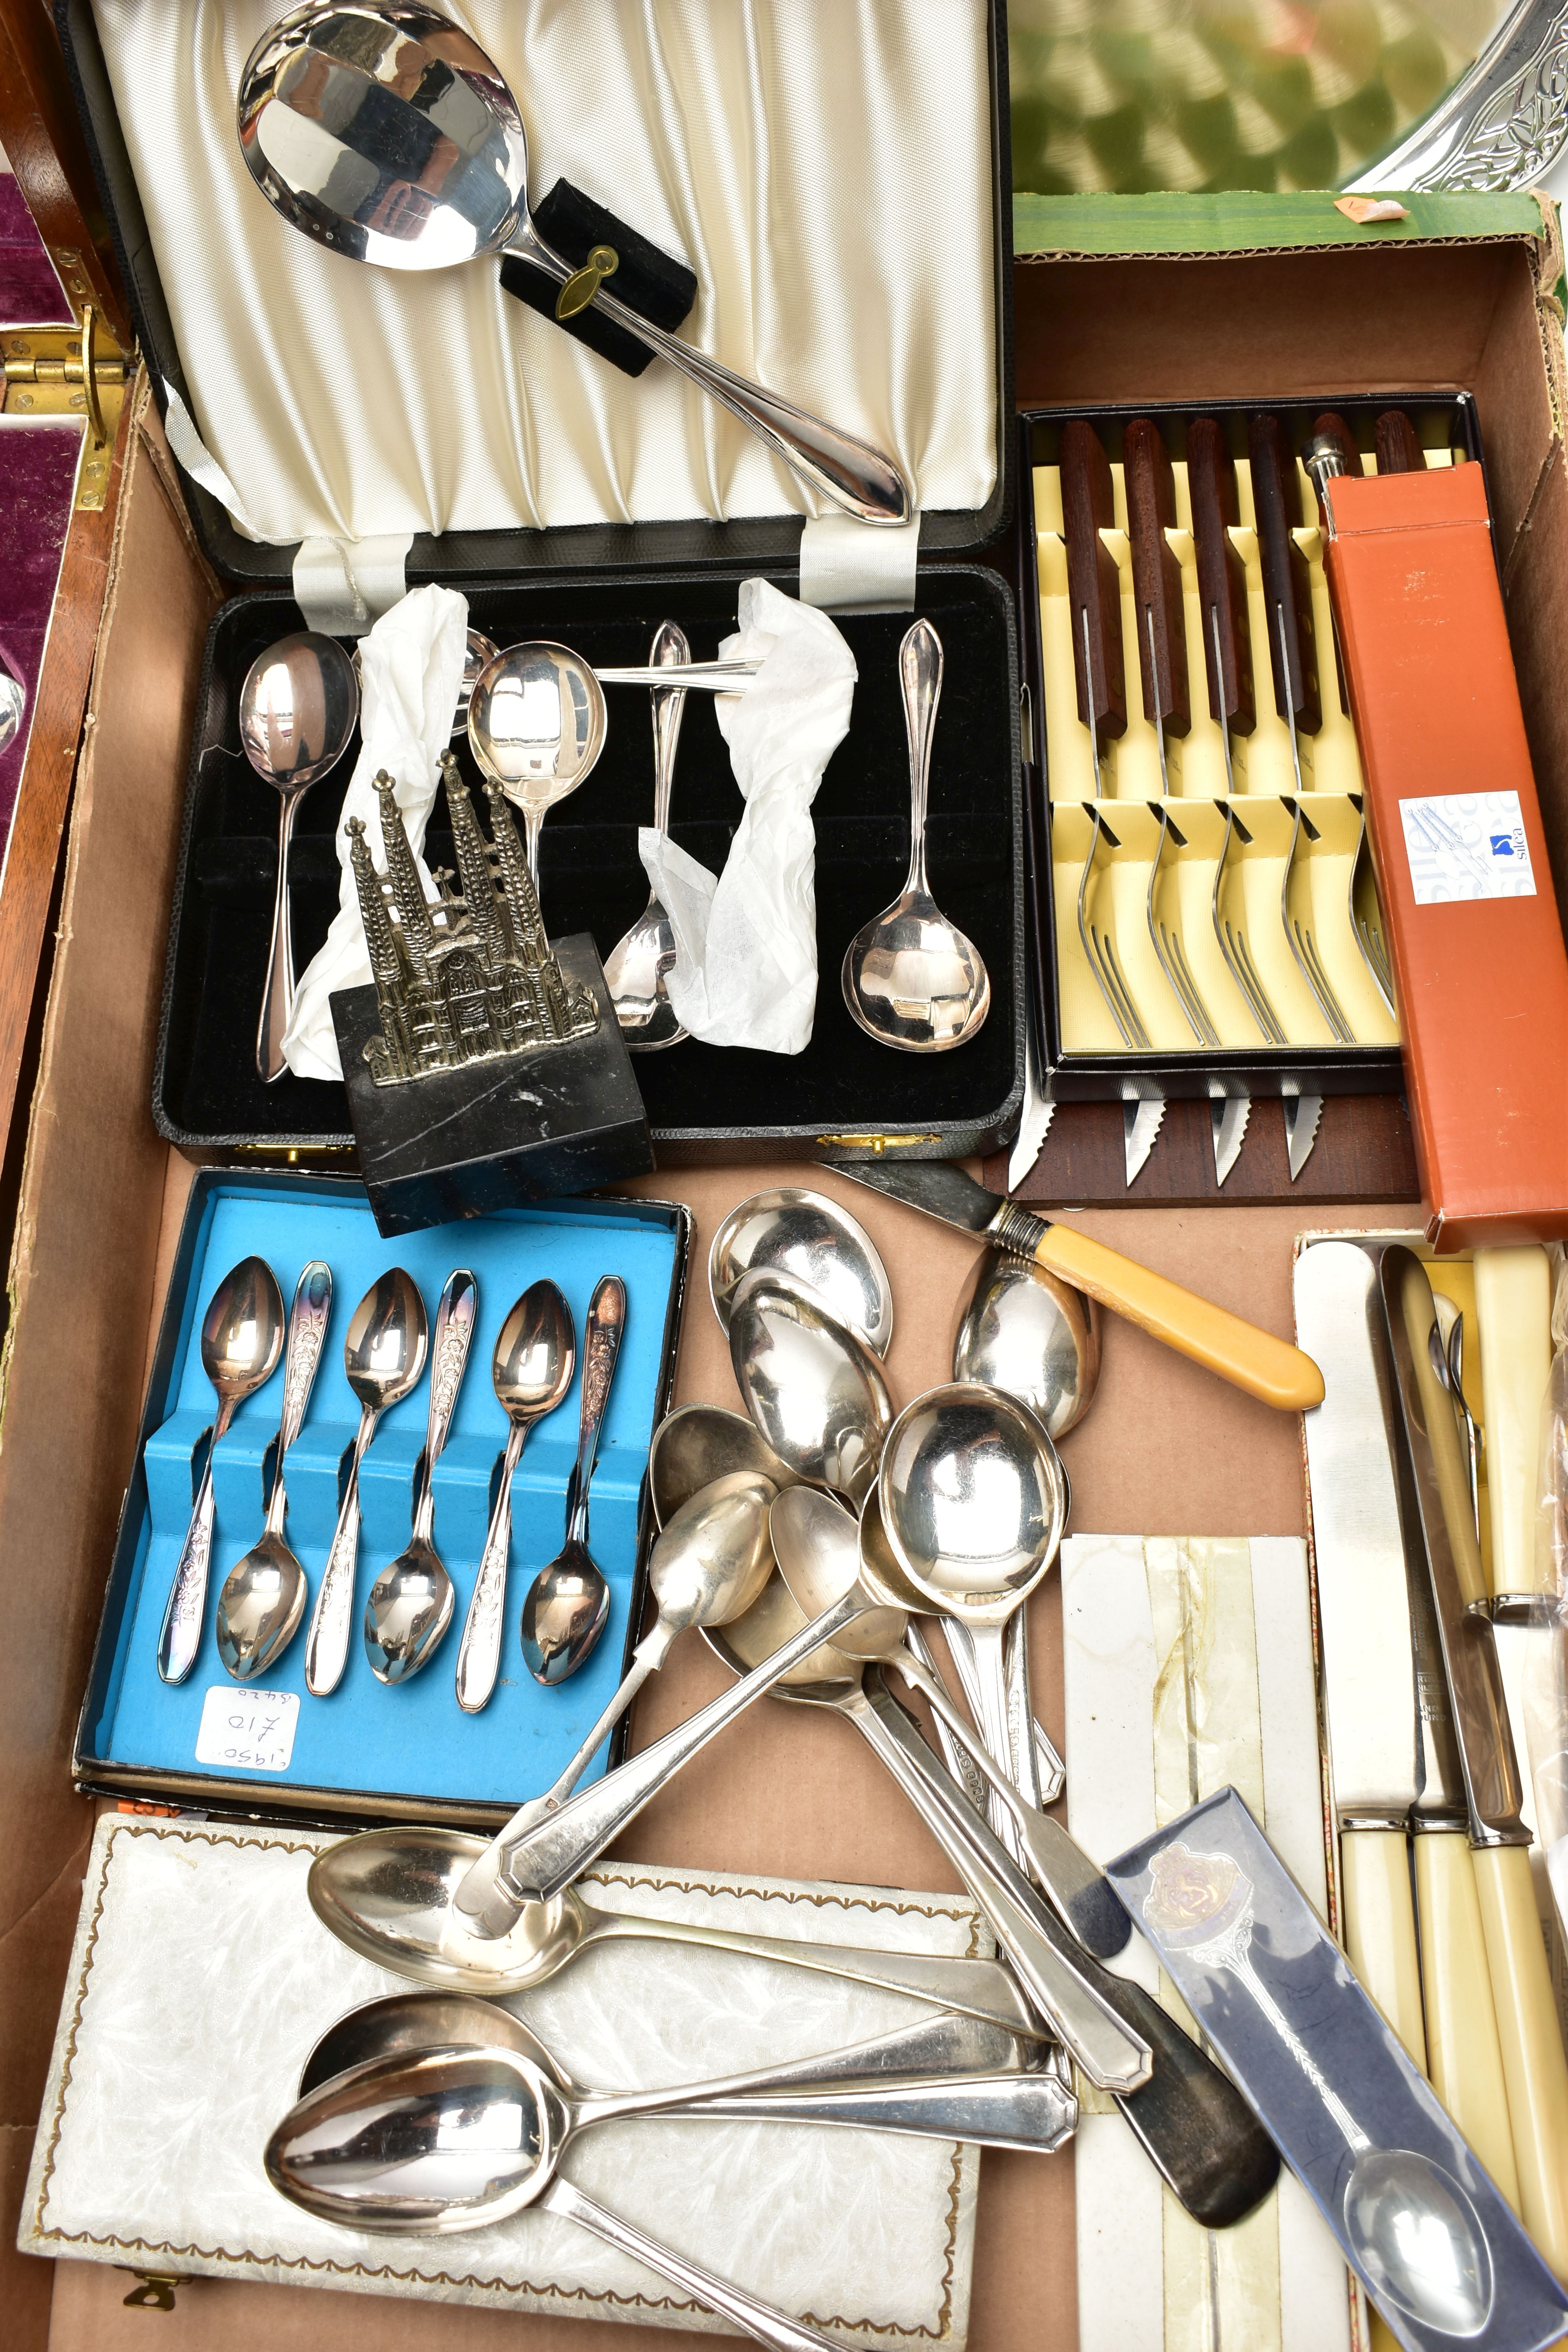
<box><xmin>332</xmin><ymin>935</ymin><xmax>654</xmax><ymax>1237</ymax></box>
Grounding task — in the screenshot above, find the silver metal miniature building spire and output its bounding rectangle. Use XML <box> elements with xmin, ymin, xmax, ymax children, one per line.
<box><xmin>347</xmin><ymin>756</ymin><xmax>599</xmax><ymax>1087</ymax></box>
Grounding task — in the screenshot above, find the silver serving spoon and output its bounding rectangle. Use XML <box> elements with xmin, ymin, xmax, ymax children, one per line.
<box><xmin>519</xmin><ymin>1275</ymin><xmax>625</xmax><ymax>1684</ymax></box>
<box><xmin>604</xmin><ymin>621</ymin><xmax>690</xmax><ymax>1050</ymax></box>
<box><xmin>236</xmin><ymin>7</ymin><xmax>909</xmax><ymax>528</ymax></box>
<box><xmin>649</xmin><ymin>1403</ymin><xmax>800</xmax><ymax>1529</ymax></box>
<box><xmin>365</xmin><ymin>1270</ymin><xmax>478</xmax><ymax>1683</ymax></box>
<box><xmin>292</xmin><ymin>1991</ymin><xmax>1073</xmax><ymax>2157</ymax></box>
<box><xmin>241</xmin><ymin>631</ymin><xmax>359</xmax><ymax>1082</ymax></box>
<box><xmin>842</xmin><ymin>619</ymin><xmax>990</xmax><ymax>1053</ymax></box>
<box><xmin>455</xmin><ymin>1280</ymin><xmax>576</xmax><ymax>1714</ymax></box>
<box><xmin>727</xmin><ymin>1269</ymin><xmax>894</xmax><ymax>1509</ymax></box>
<box><xmin>467</xmin><ymin>640</ymin><xmax>605</xmax><ymax>891</ymax></box>
<box><xmin>878</xmin><ymin>1383</ymin><xmax>1067</xmax><ymax>1836</ymax></box>
<box><xmin>214</xmin><ymin>1261</ymin><xmax>333</xmax><ymax>1681</ymax></box>
<box><xmin>157</xmin><ymin>1256</ymin><xmax>285</xmax><ymax>1685</ymax></box>
<box><xmin>710</xmin><ymin>1187</ymin><xmax>894</xmax><ymax>1355</ymax></box>
<box><xmin>305</xmin><ymin>1822</ymin><xmax>1038</xmax><ymax>2031</ymax></box>
<box><xmin>305</xmin><ymin>1269</ymin><xmax>428</xmax><ymax>1697</ymax></box>
<box><xmin>456</xmin><ymin>1472</ymin><xmax>776</xmax><ymax>1931</ymax></box>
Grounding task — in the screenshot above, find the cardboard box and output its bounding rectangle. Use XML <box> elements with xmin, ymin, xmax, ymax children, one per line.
<box><xmin>8</xmin><ymin>190</ymin><xmax>1568</xmax><ymax>2352</ymax></box>
<box><xmin>1323</xmin><ymin>461</ymin><xmax>1568</xmax><ymax>1244</ymax></box>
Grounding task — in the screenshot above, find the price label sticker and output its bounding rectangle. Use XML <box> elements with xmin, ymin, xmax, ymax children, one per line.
<box><xmin>194</xmin><ymin>1686</ymin><xmax>299</xmax><ymax>1775</ymax></box>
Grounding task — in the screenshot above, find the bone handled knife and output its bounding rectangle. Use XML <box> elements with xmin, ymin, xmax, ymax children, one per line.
<box><xmin>830</xmin><ymin>1159</ymin><xmax>1323</xmax><ymax>1411</ymax></box>
<box><xmin>1381</xmin><ymin>1245</ymin><xmax>1568</xmax><ymax>2275</ymax></box>
<box><xmin>1060</xmin><ymin>419</ymin><xmax>1127</xmax><ymax>777</ymax></box>
<box><xmin>1122</xmin><ymin>416</ymin><xmax>1189</xmax><ymax>791</ymax></box>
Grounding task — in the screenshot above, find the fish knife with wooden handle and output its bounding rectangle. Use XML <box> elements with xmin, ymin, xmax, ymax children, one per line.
<box><xmin>829</xmin><ymin>1160</ymin><xmax>1323</xmax><ymax>1412</ymax></box>
<box><xmin>1060</xmin><ymin>417</ymin><xmax>1127</xmax><ymax>769</ymax></box>
<box><xmin>1186</xmin><ymin>414</ymin><xmax>1254</xmax><ymax>782</ymax></box>
<box><xmin>1123</xmin><ymin>416</ymin><xmax>1189</xmax><ymax>789</ymax></box>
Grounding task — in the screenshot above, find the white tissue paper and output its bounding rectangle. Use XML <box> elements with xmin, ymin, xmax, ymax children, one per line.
<box><xmin>281</xmin><ymin>583</ymin><xmax>470</xmax><ymax>1082</ymax></box>
<box><xmin>639</xmin><ymin>578</ymin><xmax>855</xmax><ymax>1055</ymax></box>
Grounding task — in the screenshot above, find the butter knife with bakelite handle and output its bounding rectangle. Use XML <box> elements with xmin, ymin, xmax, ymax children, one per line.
<box><xmin>829</xmin><ymin>1160</ymin><xmax>1323</xmax><ymax>1412</ymax></box>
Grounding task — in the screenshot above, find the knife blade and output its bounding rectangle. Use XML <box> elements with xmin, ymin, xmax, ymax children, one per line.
<box><xmin>1210</xmin><ymin>1095</ymin><xmax>1249</xmax><ymax>1188</ymax></box>
<box><xmin>1123</xmin><ymin>1096</ymin><xmax>1164</xmax><ymax>1187</ymax></box>
<box><xmin>1380</xmin><ymin>1244</ymin><xmax>1568</xmax><ymax>2272</ymax></box>
<box><xmin>824</xmin><ymin>1158</ymin><xmax>1324</xmax><ymax>1411</ymax></box>
<box><xmin>1283</xmin><ymin>1093</ymin><xmax>1322</xmax><ymax>1181</ymax></box>
<box><xmin>1009</xmin><ymin>990</ymin><xmax>1055</xmax><ymax>1194</ymax></box>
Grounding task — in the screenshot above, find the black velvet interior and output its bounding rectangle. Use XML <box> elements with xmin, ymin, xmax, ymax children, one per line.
<box><xmin>154</xmin><ymin>567</ymin><xmax>1022</xmax><ymax>1149</ymax></box>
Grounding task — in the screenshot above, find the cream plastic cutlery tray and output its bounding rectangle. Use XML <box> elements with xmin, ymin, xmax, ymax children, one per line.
<box><xmin>1016</xmin><ymin>394</ymin><xmax>1486</xmax><ymax>1103</ymax></box>
<box><xmin>73</xmin><ymin>1169</ymin><xmax>691</xmax><ymax>1825</ymax></box>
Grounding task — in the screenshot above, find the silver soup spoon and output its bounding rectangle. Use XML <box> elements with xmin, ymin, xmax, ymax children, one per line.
<box><xmin>842</xmin><ymin>618</ymin><xmax>990</xmax><ymax>1053</ymax></box>
<box><xmin>455</xmin><ymin>1471</ymin><xmax>777</xmax><ymax>1935</ymax></box>
<box><xmin>467</xmin><ymin>641</ymin><xmax>605</xmax><ymax>891</ymax></box>
<box><xmin>455</xmin><ymin>1279</ymin><xmax>575</xmax><ymax>1715</ymax></box>
<box><xmin>236</xmin><ymin>7</ymin><xmax>909</xmax><ymax>528</ymax></box>
<box><xmin>305</xmin><ymin>1269</ymin><xmax>428</xmax><ymax>1697</ymax></box>
<box><xmin>241</xmin><ymin>631</ymin><xmax>358</xmax><ymax>1082</ymax></box>
<box><xmin>214</xmin><ymin>1262</ymin><xmax>333</xmax><ymax>1681</ymax></box>
<box><xmin>305</xmin><ymin>1822</ymin><xmax>1037</xmax><ymax>2033</ymax></box>
<box><xmin>604</xmin><ymin>621</ymin><xmax>690</xmax><ymax>1050</ymax></box>
<box><xmin>520</xmin><ymin>1275</ymin><xmax>626</xmax><ymax>1684</ymax></box>
<box><xmin>727</xmin><ymin>1269</ymin><xmax>894</xmax><ymax>1509</ymax></box>
<box><xmin>365</xmin><ymin>1269</ymin><xmax>478</xmax><ymax>1684</ymax></box>
<box><xmin>158</xmin><ymin>1256</ymin><xmax>285</xmax><ymax>1685</ymax></box>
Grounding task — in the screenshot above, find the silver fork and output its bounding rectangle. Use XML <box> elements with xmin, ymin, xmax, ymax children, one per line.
<box><xmin>1147</xmin><ymin>807</ymin><xmax>1221</xmax><ymax>1047</ymax></box>
<box><xmin>1212</xmin><ymin>805</ymin><xmax>1288</xmax><ymax>1044</ymax></box>
<box><xmin>1350</xmin><ymin>804</ymin><xmax>1395</xmax><ymax>1013</ymax></box>
<box><xmin>1282</xmin><ymin>800</ymin><xmax>1357</xmax><ymax>1044</ymax></box>
<box><xmin>1077</xmin><ymin>809</ymin><xmax>1152</xmax><ymax>1049</ymax></box>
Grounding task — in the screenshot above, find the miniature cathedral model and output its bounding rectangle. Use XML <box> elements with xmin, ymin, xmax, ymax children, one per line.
<box><xmin>348</xmin><ymin>754</ymin><xmax>599</xmax><ymax>1087</ymax></box>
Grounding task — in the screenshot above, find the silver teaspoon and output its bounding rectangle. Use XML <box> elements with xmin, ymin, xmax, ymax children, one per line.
<box><xmin>305</xmin><ymin>1269</ymin><xmax>428</xmax><ymax>1697</ymax></box>
<box><xmin>455</xmin><ymin>1281</ymin><xmax>576</xmax><ymax>1714</ymax></box>
<box><xmin>215</xmin><ymin>1262</ymin><xmax>333</xmax><ymax>1680</ymax></box>
<box><xmin>842</xmin><ymin>618</ymin><xmax>990</xmax><ymax>1052</ymax></box>
<box><xmin>520</xmin><ymin>1275</ymin><xmax>626</xmax><ymax>1684</ymax></box>
<box><xmin>604</xmin><ymin>621</ymin><xmax>690</xmax><ymax>1050</ymax></box>
<box><xmin>157</xmin><ymin>1256</ymin><xmax>285</xmax><ymax>1685</ymax></box>
<box><xmin>365</xmin><ymin>1270</ymin><xmax>478</xmax><ymax>1684</ymax></box>
<box><xmin>241</xmin><ymin>632</ymin><xmax>358</xmax><ymax>1082</ymax></box>
<box><xmin>236</xmin><ymin>8</ymin><xmax>909</xmax><ymax>528</ymax></box>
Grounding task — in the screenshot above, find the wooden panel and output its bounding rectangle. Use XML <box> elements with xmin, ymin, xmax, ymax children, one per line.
<box><xmin>984</xmin><ymin>1090</ymin><xmax>1421</xmax><ymax>1207</ymax></box>
<box><xmin>0</xmin><ymin>8</ymin><xmax>131</xmax><ymax>344</ymax></box>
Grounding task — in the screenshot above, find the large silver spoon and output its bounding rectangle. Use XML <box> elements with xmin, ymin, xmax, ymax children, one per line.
<box><xmin>710</xmin><ymin>1187</ymin><xmax>894</xmax><ymax>1355</ymax></box>
<box><xmin>306</xmin><ymin>1824</ymin><xmax>1038</xmax><ymax>2032</ymax></box>
<box><xmin>649</xmin><ymin>1403</ymin><xmax>800</xmax><ymax>1528</ymax></box>
<box><xmin>236</xmin><ymin>8</ymin><xmax>910</xmax><ymax>528</ymax></box>
<box><xmin>467</xmin><ymin>641</ymin><xmax>605</xmax><ymax>891</ymax></box>
<box><xmin>727</xmin><ymin>1269</ymin><xmax>894</xmax><ymax>1509</ymax></box>
<box><xmin>878</xmin><ymin>1383</ymin><xmax>1067</xmax><ymax>1841</ymax></box>
<box><xmin>455</xmin><ymin>1280</ymin><xmax>575</xmax><ymax>1715</ymax></box>
<box><xmin>454</xmin><ymin>1471</ymin><xmax>776</xmax><ymax>1932</ymax></box>
<box><xmin>365</xmin><ymin>1269</ymin><xmax>478</xmax><ymax>1683</ymax></box>
<box><xmin>158</xmin><ymin>1256</ymin><xmax>285</xmax><ymax>1685</ymax></box>
<box><xmin>293</xmin><ymin>1991</ymin><xmax>1074</xmax><ymax>2155</ymax></box>
<box><xmin>604</xmin><ymin>621</ymin><xmax>690</xmax><ymax>1050</ymax></box>
<box><xmin>215</xmin><ymin>1261</ymin><xmax>333</xmax><ymax>1680</ymax></box>
<box><xmin>240</xmin><ymin>631</ymin><xmax>358</xmax><ymax>1082</ymax></box>
<box><xmin>519</xmin><ymin>1275</ymin><xmax>625</xmax><ymax>1684</ymax></box>
<box><xmin>842</xmin><ymin>620</ymin><xmax>989</xmax><ymax>1054</ymax></box>
<box><xmin>305</xmin><ymin>1269</ymin><xmax>428</xmax><ymax>1697</ymax></box>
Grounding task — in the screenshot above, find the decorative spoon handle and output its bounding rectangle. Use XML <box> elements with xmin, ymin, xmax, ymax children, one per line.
<box><xmin>563</xmin><ymin>1276</ymin><xmax>625</xmax><ymax>1553</ymax></box>
<box><xmin>257</xmin><ymin>791</ymin><xmax>302</xmax><ymax>1082</ymax></box>
<box><xmin>157</xmin><ymin>1397</ymin><xmax>235</xmax><ymax>1684</ymax></box>
<box><xmin>540</xmin><ymin>2177</ymin><xmax>842</xmax><ymax>2352</ymax></box>
<box><xmin>412</xmin><ymin>1270</ymin><xmax>477</xmax><ymax>1544</ymax></box>
<box><xmin>644</xmin><ymin>2065</ymin><xmax>1078</xmax><ymax>2154</ymax></box>
<box><xmin>454</xmin><ymin>1416</ymin><xmax>526</xmax><ymax>1714</ymax></box>
<box><xmin>899</xmin><ymin>617</ymin><xmax>941</xmax><ymax>896</ymax></box>
<box><xmin>306</xmin><ymin>1401</ymin><xmax>376</xmax><ymax>1697</ymax></box>
<box><xmin>506</xmin><ymin>223</ymin><xmax>910</xmax><ymax>529</ymax></box>
<box><xmin>264</xmin><ymin>1263</ymin><xmax>332</xmax><ymax>1536</ymax></box>
<box><xmin>649</xmin><ymin>621</ymin><xmax>690</xmax><ymax>834</ymax></box>
<box><xmin>941</xmin><ymin>1614</ymin><xmax>1065</xmax><ymax>1806</ymax></box>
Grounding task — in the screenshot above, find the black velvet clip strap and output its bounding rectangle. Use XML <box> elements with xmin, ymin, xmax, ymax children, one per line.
<box><xmin>499</xmin><ymin>180</ymin><xmax>698</xmax><ymax>379</ymax></box>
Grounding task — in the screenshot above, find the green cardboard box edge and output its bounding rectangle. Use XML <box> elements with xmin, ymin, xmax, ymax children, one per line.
<box><xmin>1012</xmin><ymin>187</ymin><xmax>1551</xmax><ymax>257</ymax></box>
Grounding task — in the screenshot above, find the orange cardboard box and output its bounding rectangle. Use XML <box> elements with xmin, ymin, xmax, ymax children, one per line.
<box><xmin>1324</xmin><ymin>463</ymin><xmax>1568</xmax><ymax>1247</ymax></box>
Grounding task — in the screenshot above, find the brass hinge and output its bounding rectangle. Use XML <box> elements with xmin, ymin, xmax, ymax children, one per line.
<box><xmin>2</xmin><ymin>249</ymin><xmax>132</xmax><ymax>510</ymax></box>
<box><xmin>816</xmin><ymin>1132</ymin><xmax>942</xmax><ymax>1152</ymax></box>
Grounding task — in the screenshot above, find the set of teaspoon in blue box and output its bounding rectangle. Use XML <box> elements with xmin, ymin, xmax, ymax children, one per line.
<box><xmin>75</xmin><ymin>1172</ymin><xmax>691</xmax><ymax>1821</ymax></box>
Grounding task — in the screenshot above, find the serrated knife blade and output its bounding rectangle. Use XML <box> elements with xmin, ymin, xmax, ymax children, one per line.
<box><xmin>1008</xmin><ymin>991</ymin><xmax>1054</xmax><ymax>1194</ymax></box>
<box><xmin>1123</xmin><ymin>1097</ymin><xmax>1164</xmax><ymax>1187</ymax></box>
<box><xmin>1284</xmin><ymin>1093</ymin><xmax>1323</xmax><ymax>1182</ymax></box>
<box><xmin>1210</xmin><ymin>1095</ymin><xmax>1249</xmax><ymax>1188</ymax></box>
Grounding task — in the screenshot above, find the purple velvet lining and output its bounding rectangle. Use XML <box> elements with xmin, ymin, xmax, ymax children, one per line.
<box><xmin>0</xmin><ymin>176</ymin><xmax>71</xmax><ymax>328</ymax></box>
<box><xmin>0</xmin><ymin>421</ymin><xmax>82</xmax><ymax>849</ymax></box>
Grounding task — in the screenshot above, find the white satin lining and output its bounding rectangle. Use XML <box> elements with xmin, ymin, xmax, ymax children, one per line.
<box><xmin>92</xmin><ymin>1</ymin><xmax>998</xmax><ymax>546</ymax></box>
